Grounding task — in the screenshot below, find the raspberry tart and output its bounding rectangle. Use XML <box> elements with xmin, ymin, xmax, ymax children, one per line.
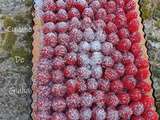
<box><xmin>32</xmin><ymin>0</ymin><xmax>159</xmax><ymax>120</ymax></box>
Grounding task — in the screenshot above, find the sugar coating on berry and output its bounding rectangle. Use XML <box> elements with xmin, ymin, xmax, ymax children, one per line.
<box><xmin>37</xmin><ymin>98</ymin><xmax>51</xmax><ymax>111</ymax></box>
<box><xmin>117</xmin><ymin>92</ymin><xmax>130</xmax><ymax>105</ymax></box>
<box><xmin>52</xmin><ymin>112</ymin><xmax>67</xmax><ymax>120</ymax></box>
<box><xmin>56</xmin><ymin>22</ymin><xmax>68</xmax><ymax>33</ymax></box>
<box><xmin>98</xmin><ymin>79</ymin><xmax>110</xmax><ymax>92</ymax></box>
<box><xmin>94</xmin><ymin>19</ymin><xmax>106</xmax><ymax>30</ymax></box>
<box><xmin>102</xmin><ymin>56</ymin><xmax>114</xmax><ymax>68</ymax></box>
<box><xmin>64</xmin><ymin>65</ymin><xmax>76</xmax><ymax>78</ymax></box>
<box><xmin>44</xmin><ymin>33</ymin><xmax>57</xmax><ymax>47</ymax></box>
<box><xmin>77</xmin><ymin>53</ymin><xmax>90</xmax><ymax>66</ymax></box>
<box><xmin>114</xmin><ymin>63</ymin><xmax>125</xmax><ymax>77</ymax></box>
<box><xmin>111</xmin><ymin>50</ymin><xmax>123</xmax><ymax>62</ymax></box>
<box><xmin>96</xmin><ymin>8</ymin><xmax>107</xmax><ymax>21</ymax></box>
<box><xmin>38</xmin><ymin>58</ymin><xmax>52</xmax><ymax>71</ymax></box>
<box><xmin>52</xmin><ymin>97</ymin><xmax>66</xmax><ymax>112</ymax></box>
<box><xmin>69</xmin><ymin>17</ymin><xmax>81</xmax><ymax>30</ymax></box>
<box><xmin>52</xmin><ymin>57</ymin><xmax>65</xmax><ymax>69</ymax></box>
<box><xmin>79</xmin><ymin>41</ymin><xmax>91</xmax><ymax>53</ymax></box>
<box><xmin>65</xmin><ymin>79</ymin><xmax>78</xmax><ymax>95</ymax></box>
<box><xmin>92</xmin><ymin>107</ymin><xmax>106</xmax><ymax>120</ymax></box>
<box><xmin>108</xmin><ymin>33</ymin><xmax>120</xmax><ymax>45</ymax></box>
<box><xmin>91</xmin><ymin>65</ymin><xmax>103</xmax><ymax>79</ymax></box>
<box><xmin>80</xmin><ymin>92</ymin><xmax>93</xmax><ymax>107</ymax></box>
<box><xmin>41</xmin><ymin>46</ymin><xmax>54</xmax><ymax>58</ymax></box>
<box><xmin>106</xmin><ymin>107</ymin><xmax>119</xmax><ymax>120</ymax></box>
<box><xmin>90</xmin><ymin>40</ymin><xmax>101</xmax><ymax>52</ymax></box>
<box><xmin>77</xmin><ymin>67</ymin><xmax>91</xmax><ymax>79</ymax></box>
<box><xmin>37</xmin><ymin>85</ymin><xmax>51</xmax><ymax>98</ymax></box>
<box><xmin>105</xmin><ymin>92</ymin><xmax>119</xmax><ymax>107</ymax></box>
<box><xmin>52</xmin><ymin>70</ymin><xmax>64</xmax><ymax>83</ymax></box>
<box><xmin>95</xmin><ymin>30</ymin><xmax>107</xmax><ymax>43</ymax></box>
<box><xmin>83</xmin><ymin>28</ymin><xmax>95</xmax><ymax>42</ymax></box>
<box><xmin>82</xmin><ymin>7</ymin><xmax>94</xmax><ymax>18</ymax></box>
<box><xmin>37</xmin><ymin>71</ymin><xmax>51</xmax><ymax>85</ymax></box>
<box><xmin>104</xmin><ymin>68</ymin><xmax>119</xmax><ymax>80</ymax></box>
<box><xmin>130</xmin><ymin>101</ymin><xmax>144</xmax><ymax>116</ymax></box>
<box><xmin>65</xmin><ymin>52</ymin><xmax>77</xmax><ymax>65</ymax></box>
<box><xmin>57</xmin><ymin>9</ymin><xmax>68</xmax><ymax>21</ymax></box>
<box><xmin>90</xmin><ymin>52</ymin><xmax>103</xmax><ymax>65</ymax></box>
<box><xmin>122</xmin><ymin>52</ymin><xmax>135</xmax><ymax>65</ymax></box>
<box><xmin>87</xmin><ymin>78</ymin><xmax>98</xmax><ymax>91</ymax></box>
<box><xmin>122</xmin><ymin>75</ymin><xmax>137</xmax><ymax>90</ymax></box>
<box><xmin>101</xmin><ymin>42</ymin><xmax>113</xmax><ymax>56</ymax></box>
<box><xmin>43</xmin><ymin>0</ymin><xmax>56</xmax><ymax>11</ymax></box>
<box><xmin>52</xmin><ymin>84</ymin><xmax>66</xmax><ymax>97</ymax></box>
<box><xmin>118</xmin><ymin>105</ymin><xmax>133</xmax><ymax>119</ymax></box>
<box><xmin>66</xmin><ymin>93</ymin><xmax>80</xmax><ymax>108</ymax></box>
<box><xmin>105</xmin><ymin>21</ymin><xmax>117</xmax><ymax>33</ymax></box>
<box><xmin>58</xmin><ymin>33</ymin><xmax>70</xmax><ymax>46</ymax></box>
<box><xmin>80</xmin><ymin>107</ymin><xmax>92</xmax><ymax>120</ymax></box>
<box><xmin>93</xmin><ymin>90</ymin><xmax>105</xmax><ymax>107</ymax></box>
<box><xmin>81</xmin><ymin>17</ymin><xmax>93</xmax><ymax>30</ymax></box>
<box><xmin>56</xmin><ymin>0</ymin><xmax>66</xmax><ymax>10</ymax></box>
<box><xmin>68</xmin><ymin>8</ymin><xmax>80</xmax><ymax>19</ymax></box>
<box><xmin>70</xmin><ymin>28</ymin><xmax>83</xmax><ymax>43</ymax></box>
<box><xmin>43</xmin><ymin>22</ymin><xmax>56</xmax><ymax>34</ymax></box>
<box><xmin>90</xmin><ymin>0</ymin><xmax>101</xmax><ymax>13</ymax></box>
<box><xmin>66</xmin><ymin>108</ymin><xmax>80</xmax><ymax>120</ymax></box>
<box><xmin>118</xmin><ymin>28</ymin><xmax>129</xmax><ymax>39</ymax></box>
<box><xmin>110</xmin><ymin>80</ymin><xmax>124</xmax><ymax>93</ymax></box>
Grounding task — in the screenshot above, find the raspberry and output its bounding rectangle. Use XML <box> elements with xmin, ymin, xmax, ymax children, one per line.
<box><xmin>58</xmin><ymin>33</ymin><xmax>70</xmax><ymax>46</ymax></box>
<box><xmin>98</xmin><ymin>79</ymin><xmax>110</xmax><ymax>92</ymax></box>
<box><xmin>136</xmin><ymin>68</ymin><xmax>150</xmax><ymax>80</ymax></box>
<box><xmin>125</xmin><ymin>0</ymin><xmax>136</xmax><ymax>11</ymax></box>
<box><xmin>66</xmin><ymin>0</ymin><xmax>74</xmax><ymax>9</ymax></box>
<box><xmin>105</xmin><ymin>92</ymin><xmax>119</xmax><ymax>107</ymax></box>
<box><xmin>90</xmin><ymin>40</ymin><xmax>101</xmax><ymax>52</ymax></box>
<box><xmin>129</xmin><ymin>88</ymin><xmax>142</xmax><ymax>102</ymax></box>
<box><xmin>114</xmin><ymin>14</ymin><xmax>127</xmax><ymax>28</ymax></box>
<box><xmin>140</xmin><ymin>95</ymin><xmax>154</xmax><ymax>109</ymax></box>
<box><xmin>95</xmin><ymin>30</ymin><xmax>107</xmax><ymax>43</ymax></box>
<box><xmin>105</xmin><ymin>14</ymin><xmax>116</xmax><ymax>23</ymax></box>
<box><xmin>52</xmin><ymin>57</ymin><xmax>65</xmax><ymax>69</ymax></box>
<box><xmin>69</xmin><ymin>17</ymin><xmax>81</xmax><ymax>31</ymax></box>
<box><xmin>116</xmin><ymin>0</ymin><xmax>125</xmax><ymax>8</ymax></box>
<box><xmin>74</xmin><ymin>0</ymin><xmax>88</xmax><ymax>13</ymax></box>
<box><xmin>66</xmin><ymin>108</ymin><xmax>80</xmax><ymax>120</ymax></box>
<box><xmin>56</xmin><ymin>0</ymin><xmax>66</xmax><ymax>10</ymax></box>
<box><xmin>64</xmin><ymin>65</ymin><xmax>76</xmax><ymax>78</ymax></box>
<box><xmin>81</xmin><ymin>17</ymin><xmax>93</xmax><ymax>30</ymax></box>
<box><xmin>65</xmin><ymin>79</ymin><xmax>78</xmax><ymax>95</ymax></box>
<box><xmin>54</xmin><ymin>45</ymin><xmax>67</xmax><ymax>57</ymax></box>
<box><xmin>77</xmin><ymin>53</ymin><xmax>90</xmax><ymax>66</ymax></box>
<box><xmin>35</xmin><ymin>111</ymin><xmax>52</xmax><ymax>120</ymax></box>
<box><xmin>135</xmin><ymin>57</ymin><xmax>149</xmax><ymax>68</ymax></box>
<box><xmin>82</xmin><ymin>7</ymin><xmax>94</xmax><ymax>19</ymax></box>
<box><xmin>131</xmin><ymin>116</ymin><xmax>145</xmax><ymax>120</ymax></box>
<box><xmin>66</xmin><ymin>93</ymin><xmax>80</xmax><ymax>108</ymax></box>
<box><xmin>116</xmin><ymin>7</ymin><xmax>125</xmax><ymax>15</ymax></box>
<box><xmin>106</xmin><ymin>107</ymin><xmax>119</xmax><ymax>120</ymax></box>
<box><xmin>37</xmin><ymin>98</ymin><xmax>51</xmax><ymax>111</ymax></box>
<box><xmin>52</xmin><ymin>97</ymin><xmax>66</xmax><ymax>112</ymax></box>
<box><xmin>68</xmin><ymin>8</ymin><xmax>80</xmax><ymax>19</ymax></box>
<box><xmin>94</xmin><ymin>19</ymin><xmax>106</xmax><ymax>30</ymax></box>
<box><xmin>142</xmin><ymin>109</ymin><xmax>158</xmax><ymax>120</ymax></box>
<box><xmin>56</xmin><ymin>22</ymin><xmax>68</xmax><ymax>33</ymax></box>
<box><xmin>80</xmin><ymin>92</ymin><xmax>93</xmax><ymax>107</ymax></box>
<box><xmin>96</xmin><ymin>8</ymin><xmax>107</xmax><ymax>21</ymax></box>
<box><xmin>136</xmin><ymin>81</ymin><xmax>151</xmax><ymax>93</ymax></box>
<box><xmin>111</xmin><ymin>50</ymin><xmax>123</xmax><ymax>62</ymax></box>
<box><xmin>110</xmin><ymin>80</ymin><xmax>124</xmax><ymax>93</ymax></box>
<box><xmin>130</xmin><ymin>32</ymin><xmax>141</xmax><ymax>43</ymax></box>
<box><xmin>69</xmin><ymin>28</ymin><xmax>83</xmax><ymax>43</ymax></box>
<box><xmin>77</xmin><ymin>67</ymin><xmax>91</xmax><ymax>79</ymax></box>
<box><xmin>131</xmin><ymin>43</ymin><xmax>142</xmax><ymax>57</ymax></box>
<box><xmin>38</xmin><ymin>58</ymin><xmax>52</xmax><ymax>71</ymax></box>
<box><xmin>57</xmin><ymin>9</ymin><xmax>68</xmax><ymax>21</ymax></box>
<box><xmin>118</xmin><ymin>105</ymin><xmax>133</xmax><ymax>120</ymax></box>
<box><xmin>92</xmin><ymin>107</ymin><xmax>106</xmax><ymax>120</ymax></box>
<box><xmin>128</xmin><ymin>19</ymin><xmax>139</xmax><ymax>33</ymax></box>
<box><xmin>126</xmin><ymin>10</ymin><xmax>138</xmax><ymax>21</ymax></box>
<box><xmin>79</xmin><ymin>41</ymin><xmax>91</xmax><ymax>53</ymax></box>
<box><xmin>90</xmin><ymin>0</ymin><xmax>101</xmax><ymax>13</ymax></box>
<box><xmin>87</xmin><ymin>78</ymin><xmax>98</xmax><ymax>91</ymax></box>
<box><xmin>51</xmin><ymin>84</ymin><xmax>66</xmax><ymax>97</ymax></box>
<box><xmin>122</xmin><ymin>75</ymin><xmax>136</xmax><ymax>90</ymax></box>
<box><xmin>117</xmin><ymin>38</ymin><xmax>131</xmax><ymax>52</ymax></box>
<box><xmin>104</xmin><ymin>68</ymin><xmax>119</xmax><ymax>80</ymax></box>
<box><xmin>43</xmin><ymin>22</ymin><xmax>56</xmax><ymax>34</ymax></box>
<box><xmin>114</xmin><ymin>63</ymin><xmax>125</xmax><ymax>77</ymax></box>
<box><xmin>130</xmin><ymin>101</ymin><xmax>144</xmax><ymax>116</ymax></box>
<box><xmin>40</xmin><ymin>46</ymin><xmax>54</xmax><ymax>58</ymax></box>
<box><xmin>101</xmin><ymin>42</ymin><xmax>113</xmax><ymax>56</ymax></box>
<box><xmin>91</xmin><ymin>65</ymin><xmax>103</xmax><ymax>79</ymax></box>
<box><xmin>42</xmin><ymin>11</ymin><xmax>57</xmax><ymax>23</ymax></box>
<box><xmin>105</xmin><ymin>22</ymin><xmax>117</xmax><ymax>33</ymax></box>
<box><xmin>37</xmin><ymin>85</ymin><xmax>51</xmax><ymax>98</ymax></box>
<box><xmin>68</xmin><ymin>42</ymin><xmax>79</xmax><ymax>52</ymax></box>
<box><xmin>52</xmin><ymin>112</ymin><xmax>67</xmax><ymax>120</ymax></box>
<box><xmin>105</xmin><ymin>1</ymin><xmax>116</xmax><ymax>14</ymax></box>
<box><xmin>93</xmin><ymin>90</ymin><xmax>105</xmax><ymax>106</ymax></box>
<box><xmin>83</xmin><ymin>28</ymin><xmax>95</xmax><ymax>42</ymax></box>
<box><xmin>117</xmin><ymin>92</ymin><xmax>130</xmax><ymax>105</ymax></box>
<box><xmin>43</xmin><ymin>0</ymin><xmax>56</xmax><ymax>11</ymax></box>
<box><xmin>44</xmin><ymin>33</ymin><xmax>57</xmax><ymax>47</ymax></box>
<box><xmin>90</xmin><ymin>52</ymin><xmax>103</xmax><ymax>65</ymax></box>
<box><xmin>65</xmin><ymin>52</ymin><xmax>77</xmax><ymax>65</ymax></box>
<box><xmin>102</xmin><ymin>56</ymin><xmax>114</xmax><ymax>68</ymax></box>
<box><xmin>108</xmin><ymin>33</ymin><xmax>120</xmax><ymax>45</ymax></box>
<box><xmin>77</xmin><ymin>79</ymin><xmax>87</xmax><ymax>92</ymax></box>
<box><xmin>118</xmin><ymin>28</ymin><xmax>129</xmax><ymax>39</ymax></box>
<box><xmin>125</xmin><ymin>63</ymin><xmax>138</xmax><ymax>75</ymax></box>
<box><xmin>122</xmin><ymin>52</ymin><xmax>135</xmax><ymax>65</ymax></box>
<box><xmin>80</xmin><ymin>107</ymin><xmax>92</xmax><ymax>120</ymax></box>
<box><xmin>37</xmin><ymin>71</ymin><xmax>51</xmax><ymax>85</ymax></box>
<box><xmin>52</xmin><ymin>70</ymin><xmax>64</xmax><ymax>83</ymax></box>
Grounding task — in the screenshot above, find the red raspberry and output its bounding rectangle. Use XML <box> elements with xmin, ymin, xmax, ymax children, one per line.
<box><xmin>66</xmin><ymin>79</ymin><xmax>78</xmax><ymax>95</ymax></box>
<box><xmin>104</xmin><ymin>68</ymin><xmax>119</xmax><ymax>80</ymax></box>
<box><xmin>66</xmin><ymin>0</ymin><xmax>74</xmax><ymax>9</ymax></box>
<box><xmin>116</xmin><ymin>7</ymin><xmax>125</xmax><ymax>15</ymax></box>
<box><xmin>94</xmin><ymin>19</ymin><xmax>106</xmax><ymax>30</ymax></box>
<box><xmin>65</xmin><ymin>52</ymin><xmax>77</xmax><ymax>65</ymax></box>
<box><xmin>114</xmin><ymin>14</ymin><xmax>127</xmax><ymax>28</ymax></box>
<box><xmin>122</xmin><ymin>75</ymin><xmax>136</xmax><ymax>90</ymax></box>
<box><xmin>82</xmin><ymin>7</ymin><xmax>94</xmax><ymax>19</ymax></box>
<box><xmin>68</xmin><ymin>42</ymin><xmax>78</xmax><ymax>52</ymax></box>
<box><xmin>126</xmin><ymin>10</ymin><xmax>138</xmax><ymax>21</ymax></box>
<box><xmin>131</xmin><ymin>43</ymin><xmax>142</xmax><ymax>57</ymax></box>
<box><xmin>125</xmin><ymin>63</ymin><xmax>138</xmax><ymax>75</ymax></box>
<box><xmin>136</xmin><ymin>68</ymin><xmax>150</xmax><ymax>80</ymax></box>
<box><xmin>87</xmin><ymin>78</ymin><xmax>98</xmax><ymax>91</ymax></box>
<box><xmin>52</xmin><ymin>57</ymin><xmax>65</xmax><ymax>69</ymax></box>
<box><xmin>37</xmin><ymin>98</ymin><xmax>51</xmax><ymax>111</ymax></box>
<box><xmin>95</xmin><ymin>30</ymin><xmax>107</xmax><ymax>43</ymax></box>
<box><xmin>129</xmin><ymin>88</ymin><xmax>142</xmax><ymax>102</ymax></box>
<box><xmin>80</xmin><ymin>92</ymin><xmax>93</xmax><ymax>107</ymax></box>
<box><xmin>110</xmin><ymin>80</ymin><xmax>124</xmax><ymax>93</ymax></box>
<box><xmin>75</xmin><ymin>0</ymin><xmax>88</xmax><ymax>12</ymax></box>
<box><xmin>114</xmin><ymin>63</ymin><xmax>125</xmax><ymax>77</ymax></box>
<box><xmin>43</xmin><ymin>0</ymin><xmax>56</xmax><ymax>12</ymax></box>
<box><xmin>135</xmin><ymin>57</ymin><xmax>149</xmax><ymax>68</ymax></box>
<box><xmin>77</xmin><ymin>67</ymin><xmax>91</xmax><ymax>79</ymax></box>
<box><xmin>102</xmin><ymin>56</ymin><xmax>114</xmax><ymax>68</ymax></box>
<box><xmin>77</xmin><ymin>79</ymin><xmax>87</xmax><ymax>92</ymax></box>
<box><xmin>130</xmin><ymin>32</ymin><xmax>141</xmax><ymax>43</ymax></box>
<box><xmin>66</xmin><ymin>93</ymin><xmax>80</xmax><ymax>108</ymax></box>
<box><xmin>116</xmin><ymin>0</ymin><xmax>125</xmax><ymax>8</ymax></box>
<box><xmin>106</xmin><ymin>107</ymin><xmax>119</xmax><ymax>120</ymax></box>
<box><xmin>43</xmin><ymin>22</ymin><xmax>56</xmax><ymax>34</ymax></box>
<box><xmin>90</xmin><ymin>40</ymin><xmax>101</xmax><ymax>52</ymax></box>
<box><xmin>129</xmin><ymin>19</ymin><xmax>139</xmax><ymax>33</ymax></box>
<box><xmin>68</xmin><ymin>8</ymin><xmax>80</xmax><ymax>19</ymax></box>
<box><xmin>79</xmin><ymin>41</ymin><xmax>90</xmax><ymax>52</ymax></box>
<box><xmin>69</xmin><ymin>17</ymin><xmax>81</xmax><ymax>31</ymax></box>
<box><xmin>105</xmin><ymin>22</ymin><xmax>117</xmax><ymax>33</ymax></box>
<box><xmin>56</xmin><ymin>0</ymin><xmax>66</xmax><ymax>10</ymax></box>
<box><xmin>117</xmin><ymin>38</ymin><xmax>131</xmax><ymax>52</ymax></box>
<box><xmin>42</xmin><ymin>11</ymin><xmax>57</xmax><ymax>23</ymax></box>
<box><xmin>108</xmin><ymin>33</ymin><xmax>120</xmax><ymax>45</ymax></box>
<box><xmin>91</xmin><ymin>65</ymin><xmax>103</xmax><ymax>79</ymax></box>
<box><xmin>131</xmin><ymin>116</ymin><xmax>145</xmax><ymax>120</ymax></box>
<box><xmin>111</xmin><ymin>50</ymin><xmax>123</xmax><ymax>62</ymax></box>
<box><xmin>56</xmin><ymin>22</ymin><xmax>68</xmax><ymax>33</ymax></box>
<box><xmin>52</xmin><ymin>112</ymin><xmax>67</xmax><ymax>120</ymax></box>
<box><xmin>93</xmin><ymin>90</ymin><xmax>105</xmax><ymax>107</ymax></box>
<box><xmin>140</xmin><ymin>95</ymin><xmax>154</xmax><ymax>109</ymax></box>
<box><xmin>44</xmin><ymin>33</ymin><xmax>57</xmax><ymax>47</ymax></box>
<box><xmin>92</xmin><ymin>107</ymin><xmax>106</xmax><ymax>120</ymax></box>
<box><xmin>80</xmin><ymin>107</ymin><xmax>92</xmax><ymax>120</ymax></box>
<box><xmin>57</xmin><ymin>9</ymin><xmax>68</xmax><ymax>21</ymax></box>
<box><xmin>90</xmin><ymin>0</ymin><xmax>101</xmax><ymax>13</ymax></box>
<box><xmin>64</xmin><ymin>65</ymin><xmax>76</xmax><ymax>78</ymax></box>
<box><xmin>69</xmin><ymin>28</ymin><xmax>83</xmax><ymax>43</ymax></box>
<box><xmin>105</xmin><ymin>14</ymin><xmax>116</xmax><ymax>23</ymax></box>
<box><xmin>52</xmin><ymin>97</ymin><xmax>66</xmax><ymax>112</ymax></box>
<box><xmin>117</xmin><ymin>92</ymin><xmax>130</xmax><ymax>105</ymax></box>
<box><xmin>57</xmin><ymin>33</ymin><xmax>70</xmax><ymax>46</ymax></box>
<box><xmin>38</xmin><ymin>58</ymin><xmax>52</xmax><ymax>71</ymax></box>
<box><xmin>41</xmin><ymin>46</ymin><xmax>54</xmax><ymax>58</ymax></box>
<box><xmin>52</xmin><ymin>70</ymin><xmax>64</xmax><ymax>83</ymax></box>
<box><xmin>83</xmin><ymin>28</ymin><xmax>95</xmax><ymax>42</ymax></box>
<box><xmin>35</xmin><ymin>111</ymin><xmax>51</xmax><ymax>120</ymax></box>
<box><xmin>96</xmin><ymin>8</ymin><xmax>107</xmax><ymax>21</ymax></box>
<box><xmin>136</xmin><ymin>81</ymin><xmax>151</xmax><ymax>93</ymax></box>
<box><xmin>130</xmin><ymin>101</ymin><xmax>144</xmax><ymax>116</ymax></box>
<box><xmin>98</xmin><ymin>79</ymin><xmax>110</xmax><ymax>92</ymax></box>
<box><xmin>37</xmin><ymin>85</ymin><xmax>51</xmax><ymax>98</ymax></box>
<box><xmin>77</xmin><ymin>53</ymin><xmax>90</xmax><ymax>66</ymax></box>
<box><xmin>142</xmin><ymin>108</ymin><xmax>158</xmax><ymax>120</ymax></box>
<box><xmin>66</xmin><ymin>108</ymin><xmax>80</xmax><ymax>120</ymax></box>
<box><xmin>125</xmin><ymin>0</ymin><xmax>136</xmax><ymax>11</ymax></box>
<box><xmin>37</xmin><ymin>72</ymin><xmax>51</xmax><ymax>85</ymax></box>
<box><xmin>122</xmin><ymin>52</ymin><xmax>135</xmax><ymax>65</ymax></box>
<box><xmin>51</xmin><ymin>84</ymin><xmax>66</xmax><ymax>97</ymax></box>
<box><xmin>104</xmin><ymin>1</ymin><xmax>116</xmax><ymax>14</ymax></box>
<box><xmin>81</xmin><ymin>17</ymin><xmax>93</xmax><ymax>30</ymax></box>
<box><xmin>118</xmin><ymin>28</ymin><xmax>129</xmax><ymax>39</ymax></box>
<box><xmin>105</xmin><ymin>92</ymin><xmax>119</xmax><ymax>107</ymax></box>
<box><xmin>101</xmin><ymin>42</ymin><xmax>113</xmax><ymax>56</ymax></box>
<box><xmin>54</xmin><ymin>45</ymin><xmax>67</xmax><ymax>57</ymax></box>
<box><xmin>118</xmin><ymin>105</ymin><xmax>133</xmax><ymax>120</ymax></box>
